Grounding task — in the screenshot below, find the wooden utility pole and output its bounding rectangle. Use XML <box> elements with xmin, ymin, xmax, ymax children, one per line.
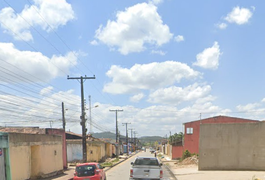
<box><xmin>67</xmin><ymin>75</ymin><xmax>95</xmax><ymax>162</ymax></box>
<box><xmin>62</xmin><ymin>102</ymin><xmax>66</xmax><ymax>130</ymax></box>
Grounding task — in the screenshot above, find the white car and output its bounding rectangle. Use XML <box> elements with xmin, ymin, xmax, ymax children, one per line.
<box><xmin>130</xmin><ymin>156</ymin><xmax>163</xmax><ymax>180</ymax></box>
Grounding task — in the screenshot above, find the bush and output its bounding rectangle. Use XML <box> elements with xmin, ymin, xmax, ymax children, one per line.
<box><xmin>182</xmin><ymin>150</ymin><xmax>191</xmax><ymax>160</ymax></box>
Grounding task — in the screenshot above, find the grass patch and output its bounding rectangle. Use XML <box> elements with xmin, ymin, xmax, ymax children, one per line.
<box><xmin>101</xmin><ymin>158</ymin><xmax>120</xmax><ymax>167</ymax></box>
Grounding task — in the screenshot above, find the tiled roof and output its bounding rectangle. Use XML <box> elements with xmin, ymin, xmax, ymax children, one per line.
<box><xmin>0</xmin><ymin>127</ymin><xmax>46</xmax><ymax>134</ymax></box>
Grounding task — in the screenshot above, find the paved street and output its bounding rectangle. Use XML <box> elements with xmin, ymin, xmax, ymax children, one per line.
<box><xmin>106</xmin><ymin>150</ymin><xmax>176</xmax><ymax>180</ymax></box>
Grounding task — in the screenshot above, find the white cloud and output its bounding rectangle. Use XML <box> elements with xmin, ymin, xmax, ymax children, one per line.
<box><xmin>95</xmin><ymin>2</ymin><xmax>173</xmax><ymax>55</ymax></box>
<box><xmin>148</xmin><ymin>83</ymin><xmax>211</xmax><ymax>105</ymax></box>
<box><xmin>0</xmin><ymin>0</ymin><xmax>74</xmax><ymax>41</ymax></box>
<box><xmin>193</xmin><ymin>41</ymin><xmax>221</xmax><ymax>70</ymax></box>
<box><xmin>216</xmin><ymin>23</ymin><xmax>227</xmax><ymax>30</ymax></box>
<box><xmin>130</xmin><ymin>93</ymin><xmax>145</xmax><ymax>102</ymax></box>
<box><xmin>103</xmin><ymin>61</ymin><xmax>201</xmax><ymax>94</ymax></box>
<box><xmin>236</xmin><ymin>103</ymin><xmax>260</xmax><ymax>112</ymax></box>
<box><xmin>90</xmin><ymin>40</ymin><xmax>99</xmax><ymax>45</ymax></box>
<box><xmin>40</xmin><ymin>86</ymin><xmax>53</xmax><ymax>95</ymax></box>
<box><xmin>150</xmin><ymin>0</ymin><xmax>164</xmax><ymax>5</ymax></box>
<box><xmin>175</xmin><ymin>35</ymin><xmax>184</xmax><ymax>42</ymax></box>
<box><xmin>225</xmin><ymin>6</ymin><xmax>253</xmax><ymax>25</ymax></box>
<box><xmin>151</xmin><ymin>50</ymin><xmax>166</xmax><ymax>55</ymax></box>
<box><xmin>0</xmin><ymin>42</ymin><xmax>77</xmax><ymax>82</ymax></box>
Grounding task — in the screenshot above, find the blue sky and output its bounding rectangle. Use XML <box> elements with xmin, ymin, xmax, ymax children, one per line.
<box><xmin>0</xmin><ymin>0</ymin><xmax>265</xmax><ymax>137</ymax></box>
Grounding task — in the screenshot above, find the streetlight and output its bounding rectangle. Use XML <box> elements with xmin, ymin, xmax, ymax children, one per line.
<box><xmin>86</xmin><ymin>104</ymin><xmax>99</xmax><ymax>134</ymax></box>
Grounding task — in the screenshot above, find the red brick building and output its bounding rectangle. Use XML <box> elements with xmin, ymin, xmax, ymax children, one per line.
<box><xmin>172</xmin><ymin>116</ymin><xmax>259</xmax><ymax>159</ymax></box>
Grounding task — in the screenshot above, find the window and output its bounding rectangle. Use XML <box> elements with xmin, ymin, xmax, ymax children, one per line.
<box><xmin>134</xmin><ymin>158</ymin><xmax>159</xmax><ymax>166</ymax></box>
<box><xmin>186</xmin><ymin>127</ymin><xmax>193</xmax><ymax>134</ymax></box>
<box><xmin>75</xmin><ymin>165</ymin><xmax>95</xmax><ymax>177</ymax></box>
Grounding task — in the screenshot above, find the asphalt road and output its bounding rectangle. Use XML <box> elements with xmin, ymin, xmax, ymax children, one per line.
<box><xmin>106</xmin><ymin>150</ymin><xmax>176</xmax><ymax>180</ymax></box>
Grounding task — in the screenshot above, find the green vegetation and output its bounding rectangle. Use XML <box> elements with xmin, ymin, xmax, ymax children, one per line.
<box><xmin>93</xmin><ymin>131</ymin><xmax>125</xmax><ymax>140</ymax></box>
<box><xmin>252</xmin><ymin>176</ymin><xmax>261</xmax><ymax>180</ymax></box>
<box><xmin>140</xmin><ymin>136</ymin><xmax>164</xmax><ymax>147</ymax></box>
<box><xmin>168</xmin><ymin>132</ymin><xmax>183</xmax><ymax>145</ymax></box>
<box><xmin>157</xmin><ymin>154</ymin><xmax>163</xmax><ymax>158</ymax></box>
<box><xmin>180</xmin><ymin>150</ymin><xmax>198</xmax><ymax>162</ymax></box>
<box><xmin>101</xmin><ymin>158</ymin><xmax>120</xmax><ymax>167</ymax></box>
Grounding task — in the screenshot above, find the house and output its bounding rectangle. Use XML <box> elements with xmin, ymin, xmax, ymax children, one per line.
<box><xmin>0</xmin><ymin>127</ymin><xmax>68</xmax><ymax>170</ymax></box>
<box><xmin>66</xmin><ymin>132</ymin><xmax>116</xmax><ymax>163</ymax></box>
<box><xmin>170</xmin><ymin>116</ymin><xmax>259</xmax><ymax>159</ymax></box>
<box><xmin>0</xmin><ymin>132</ymin><xmax>63</xmax><ymax>180</ymax></box>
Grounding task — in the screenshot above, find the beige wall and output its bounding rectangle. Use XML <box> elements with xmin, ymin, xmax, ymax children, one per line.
<box><xmin>199</xmin><ymin>122</ymin><xmax>265</xmax><ymax>170</ymax></box>
<box><xmin>10</xmin><ymin>145</ymin><xmax>31</xmax><ymax>179</ymax></box>
<box><xmin>9</xmin><ymin>133</ymin><xmax>63</xmax><ymax>180</ymax></box>
<box><xmin>105</xmin><ymin>143</ymin><xmax>113</xmax><ymax>157</ymax></box>
<box><xmin>87</xmin><ymin>141</ymin><xmax>106</xmax><ymax>162</ymax></box>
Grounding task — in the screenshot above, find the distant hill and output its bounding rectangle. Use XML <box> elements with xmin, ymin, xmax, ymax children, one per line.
<box><xmin>92</xmin><ymin>132</ymin><xmax>163</xmax><ymax>143</ymax></box>
<box><xmin>139</xmin><ymin>136</ymin><xmax>164</xmax><ymax>144</ymax></box>
<box><xmin>92</xmin><ymin>131</ymin><xmax>125</xmax><ymax>140</ymax></box>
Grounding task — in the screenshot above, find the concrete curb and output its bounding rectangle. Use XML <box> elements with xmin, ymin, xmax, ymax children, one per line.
<box><xmin>105</xmin><ymin>152</ymin><xmax>140</xmax><ymax>172</ymax></box>
<box><xmin>159</xmin><ymin>156</ymin><xmax>178</xmax><ymax>180</ymax></box>
<box><xmin>163</xmin><ymin>163</ymin><xmax>178</xmax><ymax>180</ymax></box>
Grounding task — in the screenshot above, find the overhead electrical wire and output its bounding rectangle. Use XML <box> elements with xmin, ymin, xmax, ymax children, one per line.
<box><xmin>0</xmin><ymin>0</ymin><xmax>121</xmax><ymax>133</ymax></box>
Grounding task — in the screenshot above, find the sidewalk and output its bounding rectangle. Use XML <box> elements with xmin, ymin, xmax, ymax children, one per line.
<box><xmin>42</xmin><ymin>151</ymin><xmax>139</xmax><ymax>180</ymax></box>
<box><xmin>159</xmin><ymin>153</ymin><xmax>265</xmax><ymax>180</ymax></box>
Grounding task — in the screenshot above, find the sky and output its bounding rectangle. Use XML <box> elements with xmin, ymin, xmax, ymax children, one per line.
<box><xmin>0</xmin><ymin>0</ymin><xmax>265</xmax><ymax>137</ymax></box>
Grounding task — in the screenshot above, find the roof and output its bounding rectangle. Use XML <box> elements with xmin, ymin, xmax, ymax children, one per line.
<box><xmin>66</xmin><ymin>131</ymin><xmax>104</xmax><ymax>142</ymax></box>
<box><xmin>183</xmin><ymin>115</ymin><xmax>260</xmax><ymax>124</ymax></box>
<box><xmin>0</xmin><ymin>127</ymin><xmax>46</xmax><ymax>134</ymax></box>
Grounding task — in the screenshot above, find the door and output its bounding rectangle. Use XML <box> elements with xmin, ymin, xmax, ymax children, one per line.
<box><xmin>0</xmin><ymin>148</ymin><xmax>6</xmax><ymax>180</ymax></box>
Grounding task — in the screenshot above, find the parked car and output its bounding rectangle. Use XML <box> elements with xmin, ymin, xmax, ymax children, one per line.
<box><xmin>130</xmin><ymin>156</ymin><xmax>163</xmax><ymax>180</ymax></box>
<box><xmin>150</xmin><ymin>148</ymin><xmax>155</xmax><ymax>154</ymax></box>
<box><xmin>74</xmin><ymin>162</ymin><xmax>106</xmax><ymax>180</ymax></box>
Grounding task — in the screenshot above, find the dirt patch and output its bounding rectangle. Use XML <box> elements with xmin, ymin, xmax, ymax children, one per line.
<box><xmin>167</xmin><ymin>155</ymin><xmax>199</xmax><ymax>169</ymax></box>
<box><xmin>178</xmin><ymin>155</ymin><xmax>198</xmax><ymax>165</ymax></box>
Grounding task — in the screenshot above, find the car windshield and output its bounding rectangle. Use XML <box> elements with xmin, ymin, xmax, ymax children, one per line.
<box><xmin>75</xmin><ymin>165</ymin><xmax>95</xmax><ymax>177</ymax></box>
<box><xmin>134</xmin><ymin>158</ymin><xmax>159</xmax><ymax>166</ymax></box>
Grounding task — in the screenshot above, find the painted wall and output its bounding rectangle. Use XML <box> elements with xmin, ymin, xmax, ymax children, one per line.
<box><xmin>105</xmin><ymin>143</ymin><xmax>112</xmax><ymax>157</ymax></box>
<box><xmin>87</xmin><ymin>141</ymin><xmax>106</xmax><ymax>162</ymax></box>
<box><xmin>67</xmin><ymin>139</ymin><xmax>112</xmax><ymax>163</ymax></box>
<box><xmin>199</xmin><ymin>122</ymin><xmax>265</xmax><ymax>170</ymax></box>
<box><xmin>172</xmin><ymin>146</ymin><xmax>183</xmax><ymax>159</ymax></box>
<box><xmin>67</xmin><ymin>140</ymin><xmax>83</xmax><ymax>162</ymax></box>
<box><xmin>184</xmin><ymin>116</ymin><xmax>259</xmax><ymax>155</ymax></box>
<box><xmin>8</xmin><ymin>133</ymin><xmax>63</xmax><ymax>180</ymax></box>
<box><xmin>46</xmin><ymin>129</ymin><xmax>67</xmax><ymax>169</ymax></box>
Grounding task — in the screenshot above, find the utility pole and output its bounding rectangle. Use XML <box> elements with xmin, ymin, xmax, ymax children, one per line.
<box><xmin>109</xmin><ymin>109</ymin><xmax>123</xmax><ymax>157</ymax></box>
<box><xmin>62</xmin><ymin>102</ymin><xmax>66</xmax><ymax>131</ymax></box>
<box><xmin>67</xmin><ymin>75</ymin><xmax>95</xmax><ymax>163</ymax></box>
<box><xmin>128</xmin><ymin>128</ymin><xmax>134</xmax><ymax>152</ymax></box>
<box><xmin>122</xmin><ymin>122</ymin><xmax>131</xmax><ymax>155</ymax></box>
<box><xmin>134</xmin><ymin>131</ymin><xmax>137</xmax><ymax>150</ymax></box>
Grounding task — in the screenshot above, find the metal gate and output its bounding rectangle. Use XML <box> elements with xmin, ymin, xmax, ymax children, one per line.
<box><xmin>0</xmin><ymin>148</ymin><xmax>6</xmax><ymax>180</ymax></box>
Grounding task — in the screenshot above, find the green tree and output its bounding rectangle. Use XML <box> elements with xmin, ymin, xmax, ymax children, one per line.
<box><xmin>169</xmin><ymin>132</ymin><xmax>183</xmax><ymax>145</ymax></box>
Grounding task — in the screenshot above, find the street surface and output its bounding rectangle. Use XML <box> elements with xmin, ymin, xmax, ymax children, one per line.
<box><xmin>106</xmin><ymin>150</ymin><xmax>176</xmax><ymax>180</ymax></box>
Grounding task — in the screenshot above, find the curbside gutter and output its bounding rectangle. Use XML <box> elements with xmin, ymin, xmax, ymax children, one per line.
<box><xmin>104</xmin><ymin>151</ymin><xmax>140</xmax><ymax>172</ymax></box>
<box><xmin>159</xmin><ymin>155</ymin><xmax>178</xmax><ymax>180</ymax></box>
